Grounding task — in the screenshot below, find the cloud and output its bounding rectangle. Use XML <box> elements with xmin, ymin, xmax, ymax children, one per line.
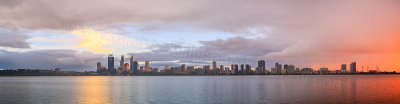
<box><xmin>0</xmin><ymin>28</ymin><xmax>30</xmax><ymax>48</ymax></box>
<box><xmin>0</xmin><ymin>49</ymin><xmax>103</xmax><ymax>71</ymax></box>
<box><xmin>71</xmin><ymin>29</ymin><xmax>114</xmax><ymax>53</ymax></box>
<box><xmin>200</xmin><ymin>36</ymin><xmax>291</xmax><ymax>57</ymax></box>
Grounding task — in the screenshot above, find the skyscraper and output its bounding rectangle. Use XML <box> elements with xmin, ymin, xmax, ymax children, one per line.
<box><xmin>231</xmin><ymin>64</ymin><xmax>239</xmax><ymax>75</ymax></box>
<box><xmin>240</xmin><ymin>64</ymin><xmax>245</xmax><ymax>75</ymax></box>
<box><xmin>203</xmin><ymin>65</ymin><xmax>210</xmax><ymax>75</ymax></box>
<box><xmin>245</xmin><ymin>64</ymin><xmax>251</xmax><ymax>75</ymax></box>
<box><xmin>275</xmin><ymin>62</ymin><xmax>282</xmax><ymax>75</ymax></box>
<box><xmin>145</xmin><ymin>61</ymin><xmax>150</xmax><ymax>71</ymax></box>
<box><xmin>97</xmin><ymin>62</ymin><xmax>102</xmax><ymax>73</ymax></box>
<box><xmin>220</xmin><ymin>65</ymin><xmax>224</xmax><ymax>74</ymax></box>
<box><xmin>213</xmin><ymin>61</ymin><xmax>217</xmax><ymax>70</ymax></box>
<box><xmin>341</xmin><ymin>64</ymin><xmax>347</xmax><ymax>70</ymax></box>
<box><xmin>133</xmin><ymin>61</ymin><xmax>139</xmax><ymax>72</ymax></box>
<box><xmin>212</xmin><ymin>61</ymin><xmax>217</xmax><ymax>74</ymax></box>
<box><xmin>108</xmin><ymin>54</ymin><xmax>114</xmax><ymax>73</ymax></box>
<box><xmin>284</xmin><ymin>64</ymin><xmax>288</xmax><ymax>70</ymax></box>
<box><xmin>287</xmin><ymin>65</ymin><xmax>295</xmax><ymax>74</ymax></box>
<box><xmin>120</xmin><ymin>55</ymin><xmax>124</xmax><ymax>70</ymax></box>
<box><xmin>257</xmin><ymin>60</ymin><xmax>266</xmax><ymax>74</ymax></box>
<box><xmin>130</xmin><ymin>55</ymin><xmax>133</xmax><ymax>71</ymax></box>
<box><xmin>350</xmin><ymin>62</ymin><xmax>356</xmax><ymax>73</ymax></box>
<box><xmin>181</xmin><ymin>64</ymin><xmax>186</xmax><ymax>72</ymax></box>
<box><xmin>283</xmin><ymin>64</ymin><xmax>288</xmax><ymax>74</ymax></box>
<box><xmin>340</xmin><ymin>64</ymin><xmax>347</xmax><ymax>73</ymax></box>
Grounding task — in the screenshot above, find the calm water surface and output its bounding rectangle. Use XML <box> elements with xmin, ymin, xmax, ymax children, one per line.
<box><xmin>1</xmin><ymin>75</ymin><xmax>400</xmax><ymax>104</ymax></box>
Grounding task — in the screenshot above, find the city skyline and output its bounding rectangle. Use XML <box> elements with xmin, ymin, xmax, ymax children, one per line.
<box><xmin>2</xmin><ymin>1</ymin><xmax>400</xmax><ymax>104</ymax></box>
<box><xmin>91</xmin><ymin>53</ymin><xmax>386</xmax><ymax>76</ymax></box>
<box><xmin>1</xmin><ymin>0</ymin><xmax>400</xmax><ymax>72</ymax></box>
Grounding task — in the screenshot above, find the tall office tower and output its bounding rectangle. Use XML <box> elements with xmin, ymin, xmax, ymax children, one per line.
<box><xmin>257</xmin><ymin>60</ymin><xmax>266</xmax><ymax>73</ymax></box>
<box><xmin>97</xmin><ymin>62</ymin><xmax>102</xmax><ymax>73</ymax></box>
<box><xmin>212</xmin><ymin>61</ymin><xmax>217</xmax><ymax>75</ymax></box>
<box><xmin>203</xmin><ymin>65</ymin><xmax>210</xmax><ymax>74</ymax></box>
<box><xmin>133</xmin><ymin>61</ymin><xmax>139</xmax><ymax>72</ymax></box>
<box><xmin>108</xmin><ymin>54</ymin><xmax>114</xmax><ymax>72</ymax></box>
<box><xmin>213</xmin><ymin>61</ymin><xmax>217</xmax><ymax>70</ymax></box>
<box><xmin>245</xmin><ymin>64</ymin><xmax>251</xmax><ymax>75</ymax></box>
<box><xmin>119</xmin><ymin>55</ymin><xmax>124</xmax><ymax>70</ymax></box>
<box><xmin>284</xmin><ymin>64</ymin><xmax>288</xmax><ymax>70</ymax></box>
<box><xmin>181</xmin><ymin>64</ymin><xmax>186</xmax><ymax>72</ymax></box>
<box><xmin>275</xmin><ymin>62</ymin><xmax>282</xmax><ymax>75</ymax></box>
<box><xmin>220</xmin><ymin>65</ymin><xmax>224</xmax><ymax>74</ymax></box>
<box><xmin>350</xmin><ymin>62</ymin><xmax>357</xmax><ymax>73</ymax></box>
<box><xmin>341</xmin><ymin>64</ymin><xmax>347</xmax><ymax>71</ymax></box>
<box><xmin>130</xmin><ymin>55</ymin><xmax>133</xmax><ymax>71</ymax></box>
<box><xmin>287</xmin><ymin>65</ymin><xmax>295</xmax><ymax>74</ymax></box>
<box><xmin>283</xmin><ymin>64</ymin><xmax>288</xmax><ymax>74</ymax></box>
<box><xmin>240</xmin><ymin>64</ymin><xmax>245</xmax><ymax>75</ymax></box>
<box><xmin>145</xmin><ymin>61</ymin><xmax>150</xmax><ymax>71</ymax></box>
<box><xmin>231</xmin><ymin>64</ymin><xmax>239</xmax><ymax>75</ymax></box>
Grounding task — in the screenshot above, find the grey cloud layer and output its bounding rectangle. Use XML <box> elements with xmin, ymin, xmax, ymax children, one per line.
<box><xmin>0</xmin><ymin>49</ymin><xmax>103</xmax><ymax>71</ymax></box>
<box><xmin>0</xmin><ymin>29</ymin><xmax>30</xmax><ymax>48</ymax></box>
<box><xmin>0</xmin><ymin>0</ymin><xmax>358</xmax><ymax>31</ymax></box>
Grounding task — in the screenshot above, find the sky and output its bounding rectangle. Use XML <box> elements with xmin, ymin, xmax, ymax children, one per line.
<box><xmin>1</xmin><ymin>0</ymin><xmax>400</xmax><ymax>71</ymax></box>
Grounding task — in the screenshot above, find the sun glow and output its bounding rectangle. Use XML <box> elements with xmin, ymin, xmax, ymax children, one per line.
<box><xmin>71</xmin><ymin>29</ymin><xmax>114</xmax><ymax>53</ymax></box>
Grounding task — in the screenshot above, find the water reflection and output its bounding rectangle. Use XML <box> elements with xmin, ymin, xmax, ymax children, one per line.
<box><xmin>2</xmin><ymin>75</ymin><xmax>400</xmax><ymax>104</ymax></box>
<box><xmin>78</xmin><ymin>76</ymin><xmax>110</xmax><ymax>104</ymax></box>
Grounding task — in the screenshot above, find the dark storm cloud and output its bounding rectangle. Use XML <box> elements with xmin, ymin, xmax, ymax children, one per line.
<box><xmin>0</xmin><ymin>49</ymin><xmax>103</xmax><ymax>71</ymax></box>
<box><xmin>0</xmin><ymin>29</ymin><xmax>30</xmax><ymax>48</ymax></box>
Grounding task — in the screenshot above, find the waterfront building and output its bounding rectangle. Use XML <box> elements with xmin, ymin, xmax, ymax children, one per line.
<box><xmin>287</xmin><ymin>65</ymin><xmax>295</xmax><ymax>74</ymax></box>
<box><xmin>271</xmin><ymin>68</ymin><xmax>277</xmax><ymax>74</ymax></box>
<box><xmin>231</xmin><ymin>64</ymin><xmax>239</xmax><ymax>75</ymax></box>
<box><xmin>181</xmin><ymin>64</ymin><xmax>186</xmax><ymax>72</ymax></box>
<box><xmin>130</xmin><ymin>56</ymin><xmax>134</xmax><ymax>71</ymax></box>
<box><xmin>213</xmin><ymin>61</ymin><xmax>217</xmax><ymax>75</ymax></box>
<box><xmin>240</xmin><ymin>64</ymin><xmax>245</xmax><ymax>75</ymax></box>
<box><xmin>350</xmin><ymin>62</ymin><xmax>357</xmax><ymax>73</ymax></box>
<box><xmin>301</xmin><ymin>68</ymin><xmax>313</xmax><ymax>74</ymax></box>
<box><xmin>203</xmin><ymin>65</ymin><xmax>210</xmax><ymax>75</ymax></box>
<box><xmin>97</xmin><ymin>62</ymin><xmax>102</xmax><ymax>73</ymax></box>
<box><xmin>257</xmin><ymin>60</ymin><xmax>266</xmax><ymax>74</ymax></box>
<box><xmin>187</xmin><ymin>66</ymin><xmax>195</xmax><ymax>72</ymax></box>
<box><xmin>108</xmin><ymin>54</ymin><xmax>115</xmax><ymax>74</ymax></box>
<box><xmin>133</xmin><ymin>61</ymin><xmax>139</xmax><ymax>72</ymax></box>
<box><xmin>245</xmin><ymin>64</ymin><xmax>251</xmax><ymax>75</ymax></box>
<box><xmin>145</xmin><ymin>61</ymin><xmax>150</xmax><ymax>71</ymax></box>
<box><xmin>220</xmin><ymin>65</ymin><xmax>224</xmax><ymax>74</ymax></box>
<box><xmin>341</xmin><ymin>64</ymin><xmax>347</xmax><ymax>73</ymax></box>
<box><xmin>275</xmin><ymin>63</ymin><xmax>282</xmax><ymax>75</ymax></box>
<box><xmin>120</xmin><ymin>55</ymin><xmax>124</xmax><ymax>70</ymax></box>
<box><xmin>320</xmin><ymin>68</ymin><xmax>329</xmax><ymax>74</ymax></box>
